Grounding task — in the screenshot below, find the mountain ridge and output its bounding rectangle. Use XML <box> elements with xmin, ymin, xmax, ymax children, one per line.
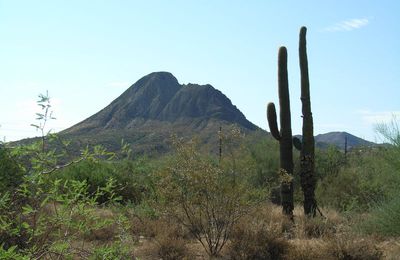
<box><xmin>314</xmin><ymin>131</ymin><xmax>375</xmax><ymax>150</ymax></box>
<box><xmin>295</xmin><ymin>131</ymin><xmax>375</xmax><ymax>150</ymax></box>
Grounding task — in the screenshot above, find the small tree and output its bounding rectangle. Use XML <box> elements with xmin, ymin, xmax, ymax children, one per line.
<box><xmin>158</xmin><ymin>131</ymin><xmax>254</xmax><ymax>257</ymax></box>
<box><xmin>375</xmin><ymin>116</ymin><xmax>400</xmax><ymax>147</ymax></box>
<box><xmin>375</xmin><ymin>116</ymin><xmax>400</xmax><ymax>175</ymax></box>
<box><xmin>0</xmin><ymin>92</ymin><xmax>131</xmax><ymax>258</ymax></box>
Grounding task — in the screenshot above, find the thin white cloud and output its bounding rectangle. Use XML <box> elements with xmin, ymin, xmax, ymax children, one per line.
<box><xmin>357</xmin><ymin>110</ymin><xmax>400</xmax><ymax>124</ymax></box>
<box><xmin>323</xmin><ymin>18</ymin><xmax>370</xmax><ymax>32</ymax></box>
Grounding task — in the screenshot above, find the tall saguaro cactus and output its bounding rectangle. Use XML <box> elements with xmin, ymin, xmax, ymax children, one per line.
<box><xmin>297</xmin><ymin>26</ymin><xmax>317</xmax><ymax>217</ymax></box>
<box><xmin>267</xmin><ymin>47</ymin><xmax>294</xmax><ymax>219</ymax></box>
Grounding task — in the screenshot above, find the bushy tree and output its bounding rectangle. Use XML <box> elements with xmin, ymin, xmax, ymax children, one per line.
<box><xmin>157</xmin><ymin>131</ymin><xmax>257</xmax><ymax>257</ymax></box>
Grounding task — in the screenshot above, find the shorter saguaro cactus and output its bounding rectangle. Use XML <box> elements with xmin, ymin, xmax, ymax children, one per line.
<box><xmin>267</xmin><ymin>46</ymin><xmax>294</xmax><ymax>220</ymax></box>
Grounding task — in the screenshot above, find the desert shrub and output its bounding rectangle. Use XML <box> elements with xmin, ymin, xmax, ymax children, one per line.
<box><xmin>157</xmin><ymin>132</ymin><xmax>257</xmax><ymax>257</ymax></box>
<box><xmin>316</xmin><ymin>163</ymin><xmax>388</xmax><ymax>212</ymax></box>
<box><xmin>155</xmin><ymin>223</ymin><xmax>189</xmax><ymax>260</ymax></box>
<box><xmin>316</xmin><ymin>167</ymin><xmax>362</xmax><ymax>211</ymax></box>
<box><xmin>228</xmin><ymin>217</ymin><xmax>289</xmax><ymax>260</ymax></box>
<box><xmin>113</xmin><ymin>158</ymin><xmax>157</xmax><ymax>203</ymax></box>
<box><xmin>356</xmin><ymin>118</ymin><xmax>400</xmax><ymax>237</ymax></box>
<box><xmin>315</xmin><ymin>145</ymin><xmax>345</xmax><ymax>179</ymax></box>
<box><xmin>51</xmin><ymin>160</ymin><xmax>114</xmax><ymax>201</ymax></box>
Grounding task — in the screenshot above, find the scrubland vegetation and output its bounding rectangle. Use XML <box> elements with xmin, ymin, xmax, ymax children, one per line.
<box><xmin>1</xmin><ymin>112</ymin><xmax>400</xmax><ymax>259</ymax></box>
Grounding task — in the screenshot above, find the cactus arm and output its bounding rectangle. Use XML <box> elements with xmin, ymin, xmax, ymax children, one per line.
<box><xmin>267</xmin><ymin>102</ymin><xmax>281</xmax><ymax>140</ymax></box>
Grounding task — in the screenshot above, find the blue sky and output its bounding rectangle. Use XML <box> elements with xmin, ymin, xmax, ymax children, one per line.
<box><xmin>1</xmin><ymin>1</ymin><xmax>399</xmax><ymax>142</ymax></box>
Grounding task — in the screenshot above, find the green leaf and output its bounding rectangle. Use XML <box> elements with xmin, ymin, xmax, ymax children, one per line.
<box><xmin>21</xmin><ymin>222</ymin><xmax>30</xmax><ymax>229</ymax></box>
<box><xmin>22</xmin><ymin>205</ymin><xmax>34</xmax><ymax>215</ymax></box>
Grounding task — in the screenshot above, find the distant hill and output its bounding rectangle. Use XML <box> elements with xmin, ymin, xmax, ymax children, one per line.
<box><xmin>314</xmin><ymin>132</ymin><xmax>375</xmax><ymax>150</ymax></box>
<box><xmin>60</xmin><ymin>72</ymin><xmax>258</xmax><ymax>154</ymax></box>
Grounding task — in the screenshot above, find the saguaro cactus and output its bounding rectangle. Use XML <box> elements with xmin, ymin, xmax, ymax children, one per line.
<box><xmin>267</xmin><ymin>46</ymin><xmax>294</xmax><ymax>219</ymax></box>
<box><xmin>296</xmin><ymin>26</ymin><xmax>318</xmax><ymax>217</ymax></box>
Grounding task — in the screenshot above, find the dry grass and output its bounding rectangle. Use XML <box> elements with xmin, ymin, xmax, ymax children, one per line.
<box><xmin>228</xmin><ymin>226</ymin><xmax>290</xmax><ymax>259</ymax></box>
<box><xmin>152</xmin><ymin>219</ymin><xmax>189</xmax><ymax>260</ymax></box>
<box><xmin>292</xmin><ymin>206</ymin><xmax>348</xmax><ymax>239</ymax></box>
<box><xmin>53</xmin><ymin>203</ymin><xmax>392</xmax><ymax>259</ymax></box>
<box><xmin>83</xmin><ymin>207</ymin><xmax>117</xmax><ymax>241</ymax></box>
<box><xmin>378</xmin><ymin>239</ymin><xmax>400</xmax><ymax>260</ymax></box>
<box><xmin>285</xmin><ymin>238</ymin><xmax>332</xmax><ymax>260</ymax></box>
<box><xmin>325</xmin><ymin>234</ymin><xmax>383</xmax><ymax>260</ymax></box>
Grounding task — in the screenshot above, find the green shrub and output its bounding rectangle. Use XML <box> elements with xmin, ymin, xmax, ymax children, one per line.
<box><xmin>0</xmin><ymin>244</ymin><xmax>30</xmax><ymax>260</ymax></box>
<box><xmin>316</xmin><ymin>148</ymin><xmax>393</xmax><ymax>212</ymax></box>
<box><xmin>90</xmin><ymin>243</ymin><xmax>134</xmax><ymax>260</ymax></box>
<box><xmin>315</xmin><ymin>145</ymin><xmax>345</xmax><ymax>179</ymax></box>
<box><xmin>244</xmin><ymin>133</ymin><xmax>280</xmax><ymax>189</ymax></box>
<box><xmin>361</xmin><ymin>196</ymin><xmax>400</xmax><ymax>237</ymax></box>
<box><xmin>52</xmin><ymin>157</ymin><xmax>155</xmax><ymax>204</ymax></box>
<box><xmin>0</xmin><ymin>146</ymin><xmax>24</xmax><ymax>193</ymax></box>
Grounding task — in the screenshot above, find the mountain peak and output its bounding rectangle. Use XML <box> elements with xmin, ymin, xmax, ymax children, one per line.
<box><xmin>63</xmin><ymin>72</ymin><xmax>257</xmax><ymax>136</ymax></box>
<box><xmin>136</xmin><ymin>71</ymin><xmax>179</xmax><ymax>87</ymax></box>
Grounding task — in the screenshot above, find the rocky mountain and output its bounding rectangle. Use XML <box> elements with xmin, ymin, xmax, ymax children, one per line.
<box><xmin>61</xmin><ymin>72</ymin><xmax>258</xmax><ymax>154</ymax></box>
